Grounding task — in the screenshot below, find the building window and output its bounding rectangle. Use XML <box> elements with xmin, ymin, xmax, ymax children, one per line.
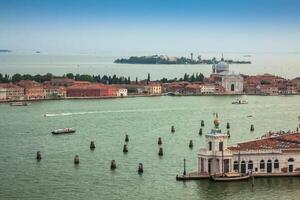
<box><xmin>219</xmin><ymin>142</ymin><xmax>223</xmax><ymax>151</ymax></box>
<box><xmin>248</xmin><ymin>160</ymin><xmax>253</xmax><ymax>170</ymax></box>
<box><xmin>260</xmin><ymin>160</ymin><xmax>265</xmax><ymax>169</ymax></box>
<box><xmin>233</xmin><ymin>161</ymin><xmax>239</xmax><ymax>171</ymax></box>
<box><xmin>274</xmin><ymin>159</ymin><xmax>279</xmax><ymax>169</ymax></box>
<box><xmin>208</xmin><ymin>141</ymin><xmax>212</xmax><ymax>151</ymax></box>
<box><xmin>288</xmin><ymin>158</ymin><xmax>294</xmax><ymax>162</ymax></box>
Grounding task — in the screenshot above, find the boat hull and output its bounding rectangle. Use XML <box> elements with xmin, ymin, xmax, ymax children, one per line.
<box><xmin>210</xmin><ymin>174</ymin><xmax>251</xmax><ymax>182</ymax></box>
<box><xmin>51</xmin><ymin>128</ymin><xmax>76</xmax><ymax>135</ymax></box>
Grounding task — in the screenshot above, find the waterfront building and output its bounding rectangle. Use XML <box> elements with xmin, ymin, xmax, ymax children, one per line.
<box><xmin>44</xmin><ymin>85</ymin><xmax>67</xmax><ymax>98</ymax></box>
<box><xmin>162</xmin><ymin>82</ymin><xmax>189</xmax><ymax>94</ymax></box>
<box><xmin>116</xmin><ymin>88</ymin><xmax>128</xmax><ymax>97</ymax></box>
<box><xmin>0</xmin><ymin>86</ymin><xmax>5</xmax><ymax>100</ymax></box>
<box><xmin>257</xmin><ymin>85</ymin><xmax>279</xmax><ymax>95</ymax></box>
<box><xmin>67</xmin><ymin>84</ymin><xmax>116</xmax><ymax>97</ymax></box>
<box><xmin>200</xmin><ymin>84</ymin><xmax>216</xmax><ymax>94</ymax></box>
<box><xmin>17</xmin><ymin>80</ymin><xmax>45</xmax><ymax>100</ymax></box>
<box><xmin>185</xmin><ymin>84</ymin><xmax>201</xmax><ymax>95</ymax></box>
<box><xmin>145</xmin><ymin>83</ymin><xmax>162</xmax><ymax>94</ymax></box>
<box><xmin>197</xmin><ymin>116</ymin><xmax>300</xmax><ymax>177</ymax></box>
<box><xmin>292</xmin><ymin>77</ymin><xmax>300</xmax><ymax>93</ymax></box>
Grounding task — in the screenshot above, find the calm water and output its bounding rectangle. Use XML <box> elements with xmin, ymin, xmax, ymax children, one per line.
<box><xmin>0</xmin><ymin>96</ymin><xmax>300</xmax><ymax>200</ymax></box>
<box><xmin>0</xmin><ymin>53</ymin><xmax>300</xmax><ymax>79</ymax></box>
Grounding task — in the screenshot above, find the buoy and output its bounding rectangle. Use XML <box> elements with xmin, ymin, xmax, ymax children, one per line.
<box><xmin>36</xmin><ymin>151</ymin><xmax>42</xmax><ymax>161</ymax></box>
<box><xmin>123</xmin><ymin>144</ymin><xmax>128</xmax><ymax>153</ymax></box>
<box><xmin>74</xmin><ymin>155</ymin><xmax>80</xmax><ymax>165</ymax></box>
<box><xmin>125</xmin><ymin>134</ymin><xmax>129</xmax><ymax>143</ymax></box>
<box><xmin>90</xmin><ymin>141</ymin><xmax>95</xmax><ymax>150</ymax></box>
<box><xmin>158</xmin><ymin>137</ymin><xmax>162</xmax><ymax>145</ymax></box>
<box><xmin>138</xmin><ymin>163</ymin><xmax>144</xmax><ymax>174</ymax></box>
<box><xmin>199</xmin><ymin>128</ymin><xmax>203</xmax><ymax>135</ymax></box>
<box><xmin>171</xmin><ymin>125</ymin><xmax>175</xmax><ymax>133</ymax></box>
<box><xmin>201</xmin><ymin>120</ymin><xmax>204</xmax><ymax>127</ymax></box>
<box><xmin>111</xmin><ymin>160</ymin><xmax>116</xmax><ymax>170</ymax></box>
<box><xmin>189</xmin><ymin>140</ymin><xmax>193</xmax><ymax>148</ymax></box>
<box><xmin>227</xmin><ymin>122</ymin><xmax>230</xmax><ymax>129</ymax></box>
<box><xmin>158</xmin><ymin>147</ymin><xmax>163</xmax><ymax>156</ymax></box>
<box><xmin>250</xmin><ymin>124</ymin><xmax>254</xmax><ymax>131</ymax></box>
<box><xmin>227</xmin><ymin>130</ymin><xmax>230</xmax><ymax>138</ymax></box>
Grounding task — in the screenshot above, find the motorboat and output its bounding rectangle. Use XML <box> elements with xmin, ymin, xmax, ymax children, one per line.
<box><xmin>51</xmin><ymin>128</ymin><xmax>76</xmax><ymax>135</ymax></box>
<box><xmin>210</xmin><ymin>172</ymin><xmax>251</xmax><ymax>181</ymax></box>
<box><xmin>232</xmin><ymin>99</ymin><xmax>248</xmax><ymax>104</ymax></box>
<box><xmin>10</xmin><ymin>102</ymin><xmax>31</xmax><ymax>106</ymax></box>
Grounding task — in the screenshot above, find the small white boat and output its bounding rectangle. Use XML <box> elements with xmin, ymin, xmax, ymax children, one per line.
<box><xmin>51</xmin><ymin>128</ymin><xmax>76</xmax><ymax>135</ymax></box>
<box><xmin>232</xmin><ymin>99</ymin><xmax>248</xmax><ymax>104</ymax></box>
<box><xmin>210</xmin><ymin>172</ymin><xmax>251</xmax><ymax>181</ymax></box>
<box><xmin>10</xmin><ymin>102</ymin><xmax>31</xmax><ymax>106</ymax></box>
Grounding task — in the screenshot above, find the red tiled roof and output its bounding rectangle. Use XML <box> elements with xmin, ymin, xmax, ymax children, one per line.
<box><xmin>0</xmin><ymin>83</ymin><xmax>23</xmax><ymax>89</ymax></box>
<box><xmin>228</xmin><ymin>132</ymin><xmax>300</xmax><ymax>151</ymax></box>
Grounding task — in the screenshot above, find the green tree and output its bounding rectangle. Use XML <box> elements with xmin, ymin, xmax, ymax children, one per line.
<box><xmin>12</xmin><ymin>73</ymin><xmax>22</xmax><ymax>83</ymax></box>
<box><xmin>66</xmin><ymin>73</ymin><xmax>74</xmax><ymax>79</ymax></box>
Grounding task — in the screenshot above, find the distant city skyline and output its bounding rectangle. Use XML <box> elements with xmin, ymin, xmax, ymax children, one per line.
<box><xmin>1</xmin><ymin>0</ymin><xmax>300</xmax><ymax>54</ymax></box>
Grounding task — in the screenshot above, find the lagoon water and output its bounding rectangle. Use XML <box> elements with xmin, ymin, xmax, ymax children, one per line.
<box><xmin>0</xmin><ymin>52</ymin><xmax>300</xmax><ymax>79</ymax></box>
<box><xmin>0</xmin><ymin>96</ymin><xmax>300</xmax><ymax>200</ymax></box>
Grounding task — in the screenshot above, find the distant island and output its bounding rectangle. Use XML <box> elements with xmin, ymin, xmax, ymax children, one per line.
<box><xmin>114</xmin><ymin>55</ymin><xmax>251</xmax><ymax>65</ymax></box>
<box><xmin>0</xmin><ymin>49</ymin><xmax>11</xmax><ymax>53</ymax></box>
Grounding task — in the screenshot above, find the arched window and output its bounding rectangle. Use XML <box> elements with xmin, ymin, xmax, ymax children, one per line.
<box><xmin>231</xmin><ymin>84</ymin><xmax>235</xmax><ymax>91</ymax></box>
<box><xmin>234</xmin><ymin>161</ymin><xmax>239</xmax><ymax>171</ymax></box>
<box><xmin>274</xmin><ymin>159</ymin><xmax>279</xmax><ymax>169</ymax></box>
<box><xmin>208</xmin><ymin>141</ymin><xmax>212</xmax><ymax>151</ymax></box>
<box><xmin>288</xmin><ymin>158</ymin><xmax>294</xmax><ymax>162</ymax></box>
<box><xmin>260</xmin><ymin>160</ymin><xmax>265</xmax><ymax>169</ymax></box>
<box><xmin>248</xmin><ymin>160</ymin><xmax>253</xmax><ymax>170</ymax></box>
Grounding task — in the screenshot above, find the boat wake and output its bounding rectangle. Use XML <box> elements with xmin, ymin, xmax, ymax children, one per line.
<box><xmin>44</xmin><ymin>108</ymin><xmax>183</xmax><ymax>117</ymax></box>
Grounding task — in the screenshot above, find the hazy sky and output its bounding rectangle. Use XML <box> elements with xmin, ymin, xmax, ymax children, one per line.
<box><xmin>1</xmin><ymin>0</ymin><xmax>300</xmax><ymax>54</ymax></box>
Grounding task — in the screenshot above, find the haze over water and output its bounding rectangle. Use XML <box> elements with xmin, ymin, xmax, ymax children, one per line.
<box><xmin>0</xmin><ymin>52</ymin><xmax>299</xmax><ymax>79</ymax></box>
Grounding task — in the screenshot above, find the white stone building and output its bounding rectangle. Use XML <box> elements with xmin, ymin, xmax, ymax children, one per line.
<box><xmin>0</xmin><ymin>87</ymin><xmax>6</xmax><ymax>100</ymax></box>
<box><xmin>221</xmin><ymin>73</ymin><xmax>244</xmax><ymax>94</ymax></box>
<box><xmin>200</xmin><ymin>84</ymin><xmax>216</xmax><ymax>94</ymax></box>
<box><xmin>197</xmin><ymin>116</ymin><xmax>300</xmax><ymax>176</ymax></box>
<box><xmin>116</xmin><ymin>88</ymin><xmax>128</xmax><ymax>97</ymax></box>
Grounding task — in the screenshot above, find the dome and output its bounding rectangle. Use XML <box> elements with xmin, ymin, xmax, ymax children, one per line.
<box><xmin>216</xmin><ymin>61</ymin><xmax>229</xmax><ymax>70</ymax></box>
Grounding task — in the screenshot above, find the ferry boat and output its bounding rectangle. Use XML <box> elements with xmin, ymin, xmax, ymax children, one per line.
<box><xmin>232</xmin><ymin>99</ymin><xmax>248</xmax><ymax>104</ymax></box>
<box><xmin>51</xmin><ymin>128</ymin><xmax>76</xmax><ymax>135</ymax></box>
<box><xmin>10</xmin><ymin>102</ymin><xmax>31</xmax><ymax>106</ymax></box>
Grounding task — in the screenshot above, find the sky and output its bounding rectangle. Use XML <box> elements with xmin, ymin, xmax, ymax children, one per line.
<box><xmin>0</xmin><ymin>0</ymin><xmax>300</xmax><ymax>54</ymax></box>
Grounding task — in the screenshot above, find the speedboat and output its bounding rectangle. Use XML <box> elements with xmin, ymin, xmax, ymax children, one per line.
<box><xmin>232</xmin><ymin>99</ymin><xmax>248</xmax><ymax>104</ymax></box>
<box><xmin>51</xmin><ymin>128</ymin><xmax>76</xmax><ymax>135</ymax></box>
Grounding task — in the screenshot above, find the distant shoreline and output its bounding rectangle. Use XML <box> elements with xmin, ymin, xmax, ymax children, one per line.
<box><xmin>114</xmin><ymin>55</ymin><xmax>251</xmax><ymax>65</ymax></box>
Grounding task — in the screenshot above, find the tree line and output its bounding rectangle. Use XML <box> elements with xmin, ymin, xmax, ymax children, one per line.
<box><xmin>0</xmin><ymin>72</ymin><xmax>204</xmax><ymax>85</ymax></box>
